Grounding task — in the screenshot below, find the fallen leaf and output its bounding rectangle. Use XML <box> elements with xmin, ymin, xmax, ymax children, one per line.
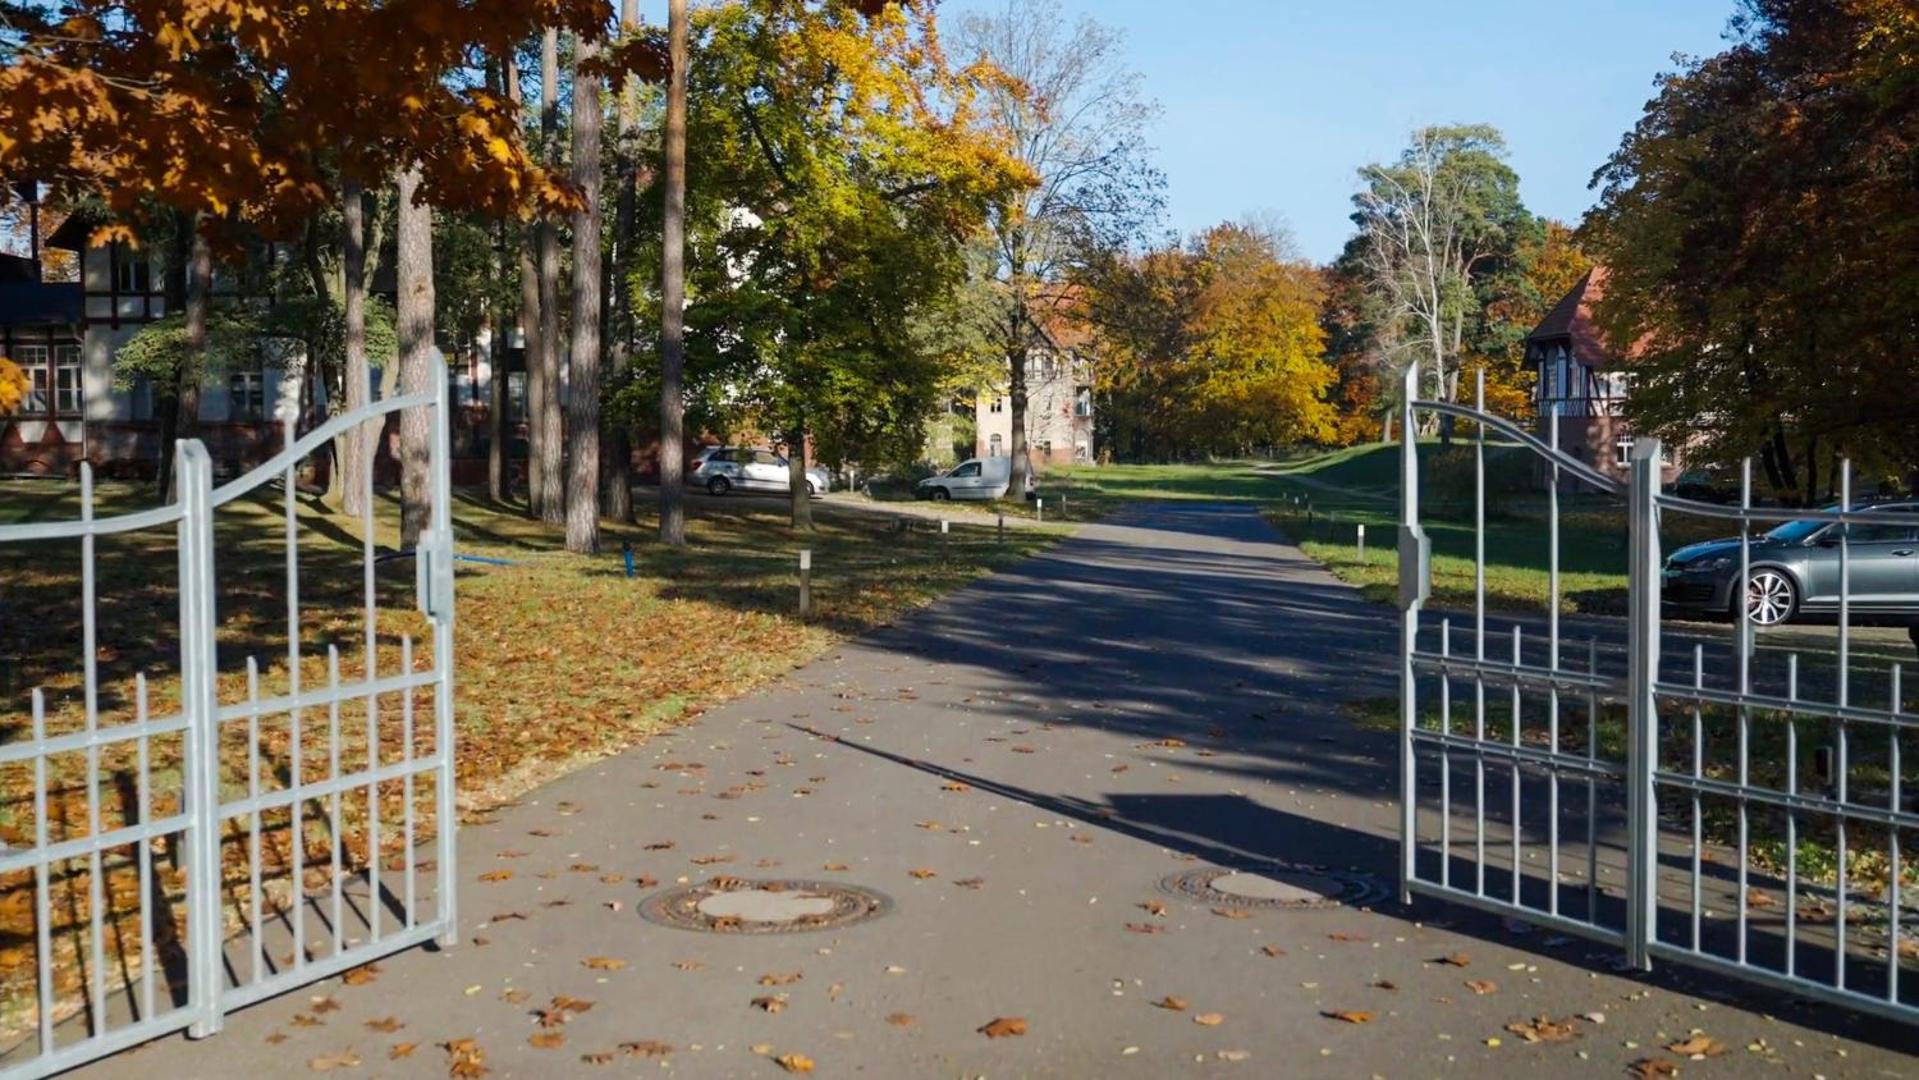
<box><xmin>1372</xmin><ymin>980</ymin><xmax>1397</xmax><ymax>991</ymax></box>
<box><xmin>1193</xmin><ymin>1012</ymin><xmax>1225</xmax><ymax>1026</ymax></box>
<box><xmin>528</xmin><ymin>1031</ymin><xmax>565</xmax><ymax>1049</ymax></box>
<box><xmin>1156</xmin><ymin>996</ymin><xmax>1189</xmax><ymax>1011</ymax></box>
<box><xmin>1666</xmin><ymin>1034</ymin><xmax>1727</xmax><ymax>1058</ymax></box>
<box><xmin>580</xmin><ymin>1051</ymin><xmax>614</xmax><ymax>1065</ymax></box>
<box><xmin>1436</xmin><ymin>953</ymin><xmax>1471</xmax><ymax>966</ymax></box>
<box><xmin>759</xmin><ymin>972</ymin><xmax>804</xmax><ymax>986</ymax></box>
<box><xmin>1629</xmin><ymin>1058</ymin><xmax>1679</xmax><ymax>1079</ymax></box>
<box><xmin>619</xmin><ymin>1040</ymin><xmax>672</xmax><ymax>1057</ymax></box>
<box><xmin>1505</xmin><ymin>1016</ymin><xmax>1578</xmax><ymax>1043</ymax></box>
<box><xmin>978</xmin><ymin>1017</ymin><xmax>1028</xmax><ymax>1038</ymax></box>
<box><xmin>822</xmin><ymin>863</ymin><xmax>850</xmax><ymax>872</ymax></box>
<box><xmin>478</xmin><ymin>870</ymin><xmax>513</xmax><ymax>883</ymax></box>
<box><xmin>365</xmin><ymin>1017</ymin><xmax>404</xmax><ymax>1033</ymax></box>
<box><xmin>1124</xmin><ymin>922</ymin><xmax>1167</xmax><ymax>934</ymax></box>
<box><xmin>582</xmin><ymin>956</ymin><xmax>627</xmax><ymax>971</ymax></box>
<box><xmin>1259</xmin><ymin>945</ymin><xmax>1286</xmax><ymax>958</ymax></box>
<box><xmin>672</xmin><ymin>960</ymin><xmax>703</xmax><ymax>971</ymax></box>
<box><xmin>774</xmin><ymin>1053</ymin><xmax>816</xmax><ymax>1073</ymax></box>
<box><xmin>1322</xmin><ymin>1010</ymin><xmax>1373</xmax><ymax>1024</ymax></box>
<box><xmin>753</xmin><ymin>995</ymin><xmax>788</xmax><ymax>1014</ymax></box>
<box><xmin>501</xmin><ymin>989</ymin><xmax>531</xmax><ymax>1005</ymax></box>
<box><xmin>908</xmin><ymin>868</ymin><xmax>937</xmax><ymax>879</ymax></box>
<box><xmin>955</xmin><ymin>877</ymin><xmax>985</xmax><ymax>889</ymax></box>
<box><xmin>940</xmin><ymin>781</ymin><xmax>971</xmax><ymax>792</ymax></box>
<box><xmin>387</xmin><ymin>1042</ymin><xmax>416</xmax><ymax>1060</ymax></box>
<box><xmin>443</xmin><ymin>1038</ymin><xmax>489</xmax><ymax>1078</ymax></box>
<box><xmin>884</xmin><ymin>1013</ymin><xmax>915</xmax><ymax>1027</ymax></box>
<box><xmin>342</xmin><ymin>964</ymin><xmax>381</xmax><ymax>986</ymax></box>
<box><xmin>311</xmin><ymin>997</ymin><xmax>342</xmax><ymax>1015</ymax></box>
<box><xmin>1465</xmin><ymin>980</ymin><xmax>1498</xmax><ymax>995</ymax></box>
<box><xmin>308</xmin><ymin>1051</ymin><xmax>361</xmax><ymax>1071</ymax></box>
<box><xmin>1140</xmin><ymin>900</ymin><xmax>1168</xmax><ymax>917</ymax></box>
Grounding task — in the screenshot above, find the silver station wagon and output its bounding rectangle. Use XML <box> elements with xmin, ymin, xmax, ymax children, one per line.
<box><xmin>1662</xmin><ymin>502</ymin><xmax>1919</xmax><ymax>626</ymax></box>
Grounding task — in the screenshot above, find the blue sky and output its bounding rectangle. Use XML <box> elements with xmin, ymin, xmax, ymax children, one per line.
<box><xmin>938</xmin><ymin>0</ymin><xmax>1739</xmax><ymax>263</ymax></box>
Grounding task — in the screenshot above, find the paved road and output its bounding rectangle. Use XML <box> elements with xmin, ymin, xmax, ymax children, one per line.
<box><xmin>82</xmin><ymin>503</ymin><xmax>1912</xmax><ymax>1078</ymax></box>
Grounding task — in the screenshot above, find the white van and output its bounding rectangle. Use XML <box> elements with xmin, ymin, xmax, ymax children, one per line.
<box><xmin>916</xmin><ymin>456</ymin><xmax>1032</xmax><ymax>501</ymax></box>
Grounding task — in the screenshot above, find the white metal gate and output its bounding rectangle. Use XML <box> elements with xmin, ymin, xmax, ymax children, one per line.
<box><xmin>1395</xmin><ymin>362</ymin><xmax>1916</xmax><ymax>1026</ymax></box>
<box><xmin>0</xmin><ymin>356</ymin><xmax>459</xmax><ymax>1077</ymax></box>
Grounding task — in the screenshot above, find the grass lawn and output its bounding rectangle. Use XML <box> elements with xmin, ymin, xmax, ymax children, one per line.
<box><xmin>0</xmin><ymin>477</ymin><xmax>1059</xmax><ymax>1028</ymax></box>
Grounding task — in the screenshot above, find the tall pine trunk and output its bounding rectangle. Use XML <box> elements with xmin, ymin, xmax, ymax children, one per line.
<box><xmin>536</xmin><ymin>26</ymin><xmax>566</xmax><ymax>527</ymax></box>
<box><xmin>658</xmin><ymin>0</ymin><xmax>689</xmax><ymax>546</ymax></box>
<box><xmin>340</xmin><ymin>176</ymin><xmax>370</xmax><ymax>517</ymax></box>
<box><xmin>599</xmin><ymin>0</ymin><xmax>641</xmax><ymax>524</ymax></box>
<box><xmin>488</xmin><ymin>220</ymin><xmax>508</xmax><ymax>502</ymax></box>
<box><xmin>508</xmin><ymin>49</ymin><xmax>543</xmax><ymax>515</ymax></box>
<box><xmin>564</xmin><ymin>36</ymin><xmax>604</xmax><ymax>555</ymax></box>
<box><xmin>395</xmin><ymin>164</ymin><xmax>435</xmax><ymax>550</ymax></box>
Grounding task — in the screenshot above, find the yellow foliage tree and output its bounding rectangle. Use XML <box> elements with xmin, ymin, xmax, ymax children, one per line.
<box><xmin>0</xmin><ymin>357</ymin><xmax>27</xmax><ymax>415</ymax></box>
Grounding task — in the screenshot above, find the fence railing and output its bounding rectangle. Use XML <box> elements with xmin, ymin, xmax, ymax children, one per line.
<box><xmin>0</xmin><ymin>355</ymin><xmax>459</xmax><ymax>1077</ymax></box>
<box><xmin>1394</xmin><ymin>361</ymin><xmax>1916</xmax><ymax>1026</ymax></box>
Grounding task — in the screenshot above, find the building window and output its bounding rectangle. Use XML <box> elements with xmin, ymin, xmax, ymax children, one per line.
<box><xmin>1074</xmin><ymin>386</ymin><xmax>1092</xmax><ymax>418</ymax></box>
<box><xmin>13</xmin><ymin>344</ymin><xmax>49</xmax><ymax>414</ymax></box>
<box><xmin>1615</xmin><ymin>435</ymin><xmax>1633</xmax><ymax>468</ymax></box>
<box><xmin>988</xmin><ymin>396</ymin><xmax>1003</xmax><ymax>414</ymax></box>
<box><xmin>114</xmin><ymin>251</ymin><xmax>151</xmax><ymax>294</ymax></box>
<box><xmin>229</xmin><ymin>370</ymin><xmax>266</xmax><ymax>421</ymax></box>
<box><xmin>988</xmin><ymin>433</ymin><xmax>1002</xmax><ymax>457</ymax></box>
<box><xmin>53</xmin><ymin>345</ymin><xmax>82</xmax><ymax>415</ymax></box>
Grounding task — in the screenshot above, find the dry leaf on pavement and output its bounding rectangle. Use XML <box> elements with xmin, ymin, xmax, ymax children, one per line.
<box><xmin>1322</xmin><ymin>1010</ymin><xmax>1373</xmax><ymax>1024</ymax></box>
<box><xmin>1505</xmin><ymin>1016</ymin><xmax>1578</xmax><ymax>1043</ymax></box>
<box><xmin>1629</xmin><ymin>1059</ymin><xmax>1679</xmax><ymax>1078</ymax></box>
<box><xmin>582</xmin><ymin>956</ymin><xmax>627</xmax><ymax>971</ymax></box>
<box><xmin>1464</xmin><ymin>980</ymin><xmax>1498</xmax><ymax>995</ymax></box>
<box><xmin>978</xmin><ymin>1017</ymin><xmax>1028</xmax><ymax>1038</ymax></box>
<box><xmin>308</xmin><ymin>1051</ymin><xmax>361</xmax><ymax>1071</ymax></box>
<box><xmin>753</xmin><ymin>995</ymin><xmax>788</xmax><ymax>1014</ymax></box>
<box><xmin>1666</xmin><ymin>1034</ymin><xmax>1727</xmax><ymax>1057</ymax></box>
<box><xmin>774</xmin><ymin>1053</ymin><xmax>816</xmax><ymax>1073</ymax></box>
<box><xmin>1193</xmin><ymin>1012</ymin><xmax>1225</xmax><ymax>1026</ymax></box>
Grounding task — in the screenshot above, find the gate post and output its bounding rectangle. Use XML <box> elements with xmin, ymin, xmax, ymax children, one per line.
<box><xmin>1397</xmin><ymin>362</ymin><xmax>1429</xmax><ymax>903</ymax></box>
<box><xmin>1625</xmin><ymin>437</ymin><xmax>1663</xmax><ymax>970</ymax></box>
<box><xmin>426</xmin><ymin>352</ymin><xmax>460</xmax><ymax>947</ymax></box>
<box><xmin>176</xmin><ymin>440</ymin><xmax>226</xmax><ymax>1038</ymax></box>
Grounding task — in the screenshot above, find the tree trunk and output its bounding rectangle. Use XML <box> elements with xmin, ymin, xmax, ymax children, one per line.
<box><xmin>658</xmin><ymin>0</ymin><xmax>689</xmax><ymax>547</ymax></box>
<box><xmin>1007</xmin><ymin>340</ymin><xmax>1030</xmax><ymax>499</ymax></box>
<box><xmin>173</xmin><ymin>220</ymin><xmax>210</xmax><ymax>481</ymax></box>
<box><xmin>395</xmin><ymin>163</ymin><xmax>436</xmax><ymax>550</ymax></box>
<box><xmin>507</xmin><ymin>50</ymin><xmax>543</xmax><ymax>516</ymax></box>
<box><xmin>536</xmin><ymin>26</ymin><xmax>566</xmax><ymax>527</ymax></box>
<box><xmin>564</xmin><ymin>36</ymin><xmax>604</xmax><ymax>555</ymax></box>
<box><xmin>600</xmin><ymin>0</ymin><xmax>642</xmax><ymax>524</ymax></box>
<box><xmin>787</xmin><ymin>425</ymin><xmax>814</xmax><ymax>531</ymax></box>
<box><xmin>154</xmin><ymin>212</ymin><xmax>191</xmax><ymax>501</ymax></box>
<box><xmin>340</xmin><ymin>176</ymin><xmax>371</xmax><ymax>517</ymax></box>
<box><xmin>488</xmin><ymin>220</ymin><xmax>508</xmax><ymax>502</ymax></box>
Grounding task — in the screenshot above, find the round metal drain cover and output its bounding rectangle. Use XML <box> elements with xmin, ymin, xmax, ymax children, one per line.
<box><xmin>1159</xmin><ymin>862</ymin><xmax>1386</xmax><ymax>911</ymax></box>
<box><xmin>640</xmin><ymin>878</ymin><xmax>891</xmax><ymax>934</ymax></box>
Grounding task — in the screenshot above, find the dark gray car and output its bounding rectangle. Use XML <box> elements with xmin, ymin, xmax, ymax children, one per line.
<box><xmin>1662</xmin><ymin>502</ymin><xmax>1919</xmax><ymax>626</ymax></box>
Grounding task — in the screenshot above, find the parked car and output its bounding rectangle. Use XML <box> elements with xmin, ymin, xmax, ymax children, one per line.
<box><xmin>1662</xmin><ymin>502</ymin><xmax>1919</xmax><ymax>626</ymax></box>
<box><xmin>915</xmin><ymin>456</ymin><xmax>1031</xmax><ymax>501</ymax></box>
<box><xmin>689</xmin><ymin>447</ymin><xmax>831</xmax><ymax>497</ymax></box>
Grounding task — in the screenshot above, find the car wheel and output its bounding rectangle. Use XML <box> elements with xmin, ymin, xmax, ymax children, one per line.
<box><xmin>929</xmin><ymin>487</ymin><xmax>950</xmax><ymax>502</ymax></box>
<box><xmin>1745</xmin><ymin>569</ymin><xmax>1798</xmax><ymax>626</ymax></box>
<box><xmin>807</xmin><ymin>481</ymin><xmax>820</xmax><ymax>497</ymax></box>
<box><xmin>706</xmin><ymin>476</ymin><xmax>731</xmax><ymax>496</ymax></box>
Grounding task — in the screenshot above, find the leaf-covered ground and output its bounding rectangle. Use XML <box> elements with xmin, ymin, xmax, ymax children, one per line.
<box><xmin>0</xmin><ymin>479</ymin><xmax>1058</xmax><ymax>1038</ymax></box>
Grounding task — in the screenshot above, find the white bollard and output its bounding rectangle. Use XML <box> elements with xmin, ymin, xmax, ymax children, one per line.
<box><xmin>1357</xmin><ymin>523</ymin><xmax>1366</xmax><ymax>560</ymax></box>
<box><xmin>798</xmin><ymin>549</ymin><xmax>813</xmax><ymax>617</ymax></box>
<box><xmin>1036</xmin><ymin>497</ymin><xmax>1044</xmax><ymax>524</ymax></box>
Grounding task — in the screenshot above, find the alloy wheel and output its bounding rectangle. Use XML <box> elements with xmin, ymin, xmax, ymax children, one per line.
<box><xmin>1746</xmin><ymin>570</ymin><xmax>1795</xmax><ymax>626</ymax></box>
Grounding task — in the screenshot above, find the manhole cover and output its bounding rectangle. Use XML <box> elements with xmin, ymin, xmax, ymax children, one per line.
<box><xmin>1159</xmin><ymin>862</ymin><xmax>1386</xmax><ymax>911</ymax></box>
<box><xmin>640</xmin><ymin>878</ymin><xmax>891</xmax><ymax>934</ymax></box>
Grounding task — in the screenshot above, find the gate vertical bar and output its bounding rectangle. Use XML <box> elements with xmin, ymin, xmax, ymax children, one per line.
<box><xmin>428</xmin><ymin>352</ymin><xmax>459</xmax><ymax>943</ymax></box>
<box><xmin>1397</xmin><ymin>361</ymin><xmax>1421</xmax><ymax>902</ymax></box>
<box><xmin>1624</xmin><ymin>437</ymin><xmax>1662</xmax><ymax>970</ymax></box>
<box><xmin>176</xmin><ymin>440</ymin><xmax>224</xmax><ymax>1038</ymax></box>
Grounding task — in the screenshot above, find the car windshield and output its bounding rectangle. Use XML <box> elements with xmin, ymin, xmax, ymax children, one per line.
<box><xmin>1764</xmin><ymin>519</ymin><xmax>1826</xmax><ymax>544</ymax></box>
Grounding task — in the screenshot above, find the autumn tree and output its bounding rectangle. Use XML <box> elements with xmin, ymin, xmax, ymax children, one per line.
<box><xmin>1083</xmin><ymin>222</ymin><xmax>1336</xmax><ymax>459</ymax></box>
<box><xmin>1584</xmin><ymin>0</ymin><xmax>1919</xmax><ymax>499</ymax></box>
<box><xmin>658</xmin><ymin>0</ymin><xmax>689</xmax><ymax>546</ymax></box>
<box><xmin>954</xmin><ymin>0</ymin><xmax>1162</xmax><ymax>494</ymax></box>
<box><xmin>670</xmin><ymin>0</ymin><xmax>1031</xmax><ymax>529</ymax></box>
<box><xmin>1350</xmin><ymin>126</ymin><xmax>1530</xmax><ymax>440</ymax></box>
<box><xmin>564</xmin><ymin>33</ymin><xmax>606</xmax><ymax>554</ymax></box>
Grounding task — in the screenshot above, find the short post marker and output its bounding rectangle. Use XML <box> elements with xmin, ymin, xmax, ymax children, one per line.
<box><xmin>997</xmin><ymin>513</ymin><xmax>1005</xmax><ymax>543</ymax></box>
<box><xmin>1357</xmin><ymin>523</ymin><xmax>1366</xmax><ymax>560</ymax></box>
<box><xmin>1036</xmin><ymin>497</ymin><xmax>1044</xmax><ymax>524</ymax></box>
<box><xmin>798</xmin><ymin>548</ymin><xmax>813</xmax><ymax>618</ymax></box>
<box><xmin>622</xmin><ymin>540</ymin><xmax>635</xmax><ymax>579</ymax></box>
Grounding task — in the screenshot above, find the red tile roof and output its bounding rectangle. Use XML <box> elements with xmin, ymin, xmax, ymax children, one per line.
<box><xmin>1526</xmin><ymin>266</ymin><xmax>1630</xmax><ymax>370</ymax></box>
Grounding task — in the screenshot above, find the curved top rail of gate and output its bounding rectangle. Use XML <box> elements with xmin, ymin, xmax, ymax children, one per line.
<box><xmin>0</xmin><ymin>368</ymin><xmax>440</xmax><ymax>544</ymax></box>
<box><xmin>1408</xmin><ymin>393</ymin><xmax>1627</xmax><ymax>496</ymax></box>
